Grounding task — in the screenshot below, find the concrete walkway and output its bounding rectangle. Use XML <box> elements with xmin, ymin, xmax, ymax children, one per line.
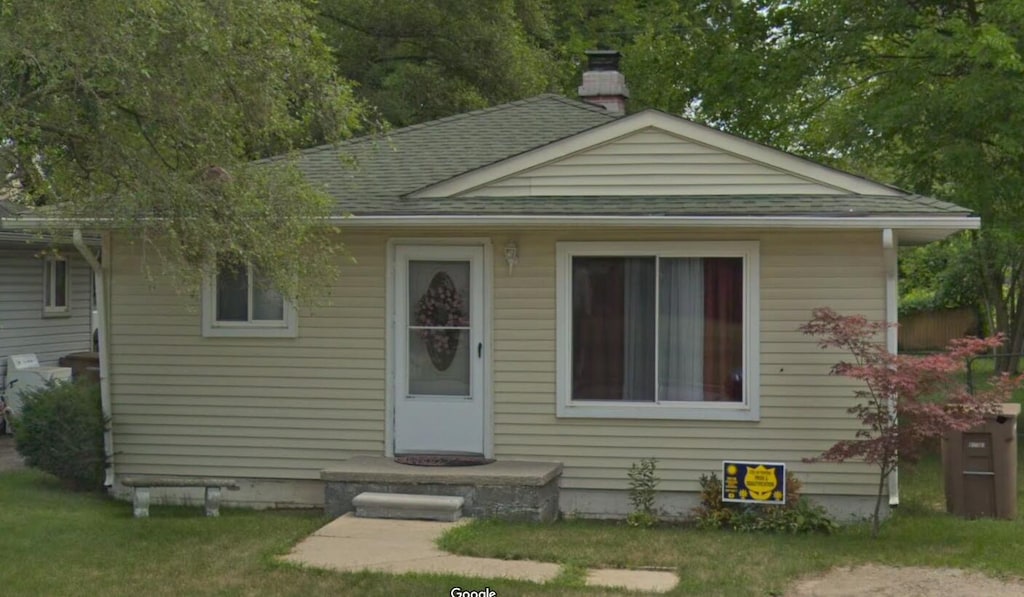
<box><xmin>283</xmin><ymin>514</ymin><xmax>678</xmax><ymax>593</ymax></box>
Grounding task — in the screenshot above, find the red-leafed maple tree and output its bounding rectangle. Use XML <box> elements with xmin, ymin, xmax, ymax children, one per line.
<box><xmin>800</xmin><ymin>307</ymin><xmax>1022</xmax><ymax>536</ymax></box>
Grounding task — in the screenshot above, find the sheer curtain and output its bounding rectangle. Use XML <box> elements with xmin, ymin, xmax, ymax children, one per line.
<box><xmin>658</xmin><ymin>258</ymin><xmax>705</xmax><ymax>401</ymax></box>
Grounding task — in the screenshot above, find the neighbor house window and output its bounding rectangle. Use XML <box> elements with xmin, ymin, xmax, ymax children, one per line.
<box><xmin>556</xmin><ymin>241</ymin><xmax>759</xmax><ymax>420</ymax></box>
<box><xmin>42</xmin><ymin>256</ymin><xmax>70</xmax><ymax>316</ymax></box>
<box><xmin>202</xmin><ymin>262</ymin><xmax>297</xmax><ymax>337</ymax></box>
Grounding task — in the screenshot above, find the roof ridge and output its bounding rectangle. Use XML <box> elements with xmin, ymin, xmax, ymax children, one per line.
<box><xmin>286</xmin><ymin>94</ymin><xmax>613</xmax><ymax>160</ymax></box>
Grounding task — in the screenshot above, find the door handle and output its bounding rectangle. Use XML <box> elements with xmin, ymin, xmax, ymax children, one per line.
<box><xmin>478</xmin><ymin>342</ymin><xmax>483</xmax><ymax>358</ymax></box>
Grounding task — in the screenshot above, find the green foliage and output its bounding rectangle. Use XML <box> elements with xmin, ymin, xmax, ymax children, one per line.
<box><xmin>1</xmin><ymin>0</ymin><xmax>367</xmax><ymax>301</ymax></box>
<box><xmin>694</xmin><ymin>472</ymin><xmax>836</xmax><ymax>535</ymax></box>
<box><xmin>626</xmin><ymin>457</ymin><xmax>659</xmax><ymax>528</ymax></box>
<box><xmin>317</xmin><ymin>0</ymin><xmax>556</xmax><ymax>127</ymax></box>
<box><xmin>13</xmin><ymin>382</ymin><xmax>105</xmax><ymax>491</ymax></box>
<box><xmin>899</xmin><ymin>235</ymin><xmax>982</xmax><ymax>316</ymax></box>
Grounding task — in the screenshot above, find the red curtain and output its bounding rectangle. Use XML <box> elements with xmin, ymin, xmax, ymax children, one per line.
<box><xmin>572</xmin><ymin>258</ymin><xmax>624</xmax><ymax>400</ymax></box>
<box><xmin>703</xmin><ymin>258</ymin><xmax>743</xmax><ymax>401</ymax></box>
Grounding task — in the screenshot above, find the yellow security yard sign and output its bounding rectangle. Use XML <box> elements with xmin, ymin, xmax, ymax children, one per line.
<box><xmin>722</xmin><ymin>461</ymin><xmax>786</xmax><ymax>505</ymax></box>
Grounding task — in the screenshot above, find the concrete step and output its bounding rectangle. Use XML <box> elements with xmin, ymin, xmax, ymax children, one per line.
<box><xmin>352</xmin><ymin>492</ymin><xmax>464</xmax><ymax>522</ymax></box>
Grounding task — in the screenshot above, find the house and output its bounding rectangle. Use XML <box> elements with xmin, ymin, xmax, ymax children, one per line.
<box><xmin>0</xmin><ymin>53</ymin><xmax>978</xmax><ymax>520</ymax></box>
<box><xmin>0</xmin><ymin>200</ymin><xmax>95</xmax><ymax>406</ymax></box>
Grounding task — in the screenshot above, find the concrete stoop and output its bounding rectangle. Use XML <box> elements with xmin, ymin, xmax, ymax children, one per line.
<box><xmin>353</xmin><ymin>491</ymin><xmax>464</xmax><ymax>522</ymax></box>
<box><xmin>322</xmin><ymin>456</ymin><xmax>563</xmax><ymax>522</ymax></box>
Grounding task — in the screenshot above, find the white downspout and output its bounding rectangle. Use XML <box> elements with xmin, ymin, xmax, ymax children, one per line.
<box><xmin>73</xmin><ymin>229</ymin><xmax>113</xmax><ymax>487</ymax></box>
<box><xmin>883</xmin><ymin>228</ymin><xmax>899</xmax><ymax>507</ymax></box>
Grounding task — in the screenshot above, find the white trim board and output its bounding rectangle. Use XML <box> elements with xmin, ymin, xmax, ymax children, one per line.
<box><xmin>410</xmin><ymin>110</ymin><xmax>905</xmax><ymax>198</ymax></box>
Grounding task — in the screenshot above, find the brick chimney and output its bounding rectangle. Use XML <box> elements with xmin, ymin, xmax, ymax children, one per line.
<box><xmin>578</xmin><ymin>50</ymin><xmax>629</xmax><ymax>116</ymax></box>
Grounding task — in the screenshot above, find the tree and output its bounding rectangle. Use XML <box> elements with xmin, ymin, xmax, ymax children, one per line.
<box><xmin>596</xmin><ymin>1</ymin><xmax>1024</xmax><ymax>370</ymax></box>
<box><xmin>899</xmin><ymin>235</ymin><xmax>982</xmax><ymax>318</ymax></box>
<box><xmin>316</xmin><ymin>0</ymin><xmax>556</xmax><ymax>127</ymax></box>
<box><xmin>550</xmin><ymin>2</ymin><xmax>1024</xmax><ymax>368</ymax></box>
<box><xmin>800</xmin><ymin>307</ymin><xmax>1020</xmax><ymax>537</ymax></box>
<box><xmin>1</xmin><ymin>0</ymin><xmax>367</xmax><ymax>298</ymax></box>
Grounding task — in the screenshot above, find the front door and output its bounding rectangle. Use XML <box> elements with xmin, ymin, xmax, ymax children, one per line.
<box><xmin>394</xmin><ymin>245</ymin><xmax>485</xmax><ymax>455</ymax></box>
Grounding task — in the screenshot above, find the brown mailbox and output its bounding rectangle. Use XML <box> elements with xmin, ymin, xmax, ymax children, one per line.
<box><xmin>942</xmin><ymin>403</ymin><xmax>1020</xmax><ymax>519</ymax></box>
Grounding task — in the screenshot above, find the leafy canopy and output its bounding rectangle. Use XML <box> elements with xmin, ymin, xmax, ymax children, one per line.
<box><xmin>317</xmin><ymin>0</ymin><xmax>555</xmax><ymax>127</ymax></box>
<box><xmin>0</xmin><ymin>0</ymin><xmax>367</xmax><ymax>299</ymax></box>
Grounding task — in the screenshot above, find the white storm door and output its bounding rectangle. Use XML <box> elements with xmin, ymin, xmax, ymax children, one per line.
<box><xmin>394</xmin><ymin>245</ymin><xmax>485</xmax><ymax>455</ymax></box>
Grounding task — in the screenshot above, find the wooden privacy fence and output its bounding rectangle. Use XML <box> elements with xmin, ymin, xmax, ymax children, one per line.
<box><xmin>899</xmin><ymin>307</ymin><xmax>980</xmax><ymax>352</ymax></box>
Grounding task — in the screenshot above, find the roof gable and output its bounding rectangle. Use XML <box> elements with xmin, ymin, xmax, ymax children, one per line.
<box><xmin>410</xmin><ymin>110</ymin><xmax>903</xmax><ymax>199</ymax></box>
<box><xmin>286</xmin><ymin>94</ymin><xmax>615</xmax><ymax>212</ymax></box>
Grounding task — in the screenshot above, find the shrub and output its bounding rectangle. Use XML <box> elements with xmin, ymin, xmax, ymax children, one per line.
<box><xmin>13</xmin><ymin>381</ymin><xmax>106</xmax><ymax>491</ymax></box>
<box><xmin>693</xmin><ymin>471</ymin><xmax>836</xmax><ymax>534</ymax></box>
<box><xmin>626</xmin><ymin>457</ymin><xmax>659</xmax><ymax>528</ymax></box>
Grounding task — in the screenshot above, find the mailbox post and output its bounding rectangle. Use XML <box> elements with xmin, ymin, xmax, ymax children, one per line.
<box><xmin>942</xmin><ymin>403</ymin><xmax>1020</xmax><ymax>520</ymax></box>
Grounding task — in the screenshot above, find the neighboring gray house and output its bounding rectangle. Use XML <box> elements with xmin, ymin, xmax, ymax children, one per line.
<box><xmin>0</xmin><ymin>201</ymin><xmax>93</xmax><ymax>389</ymax></box>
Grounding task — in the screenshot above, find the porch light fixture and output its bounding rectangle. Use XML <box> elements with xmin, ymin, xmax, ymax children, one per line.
<box><xmin>504</xmin><ymin>241</ymin><xmax>519</xmax><ymax>276</ymax></box>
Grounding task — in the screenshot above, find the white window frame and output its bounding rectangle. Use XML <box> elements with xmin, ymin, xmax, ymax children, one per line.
<box><xmin>201</xmin><ymin>264</ymin><xmax>297</xmax><ymax>338</ymax></box>
<box><xmin>555</xmin><ymin>241</ymin><xmax>760</xmax><ymax>421</ymax></box>
<box><xmin>42</xmin><ymin>255</ymin><xmax>71</xmax><ymax>317</ymax></box>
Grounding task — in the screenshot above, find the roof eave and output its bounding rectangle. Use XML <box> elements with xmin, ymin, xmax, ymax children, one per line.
<box><xmin>329</xmin><ymin>213</ymin><xmax>978</xmax><ymax>237</ymax></box>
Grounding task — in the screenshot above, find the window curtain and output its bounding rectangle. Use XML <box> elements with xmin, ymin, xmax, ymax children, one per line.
<box><xmin>703</xmin><ymin>258</ymin><xmax>743</xmax><ymax>401</ymax></box>
<box><xmin>572</xmin><ymin>258</ymin><xmax>625</xmax><ymax>399</ymax></box>
<box><xmin>622</xmin><ymin>258</ymin><xmax>655</xmax><ymax>401</ymax></box>
<box><xmin>658</xmin><ymin>258</ymin><xmax>704</xmax><ymax>401</ymax></box>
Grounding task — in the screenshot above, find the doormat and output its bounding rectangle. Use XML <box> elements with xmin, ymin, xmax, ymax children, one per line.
<box><xmin>394</xmin><ymin>454</ymin><xmax>496</xmax><ymax>467</ymax></box>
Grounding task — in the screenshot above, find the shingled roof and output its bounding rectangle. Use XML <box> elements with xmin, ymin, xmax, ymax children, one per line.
<box><xmin>286</xmin><ymin>94</ymin><xmax>615</xmax><ymax>214</ymax></box>
<box><xmin>281</xmin><ymin>93</ymin><xmax>972</xmax><ymax>220</ymax></box>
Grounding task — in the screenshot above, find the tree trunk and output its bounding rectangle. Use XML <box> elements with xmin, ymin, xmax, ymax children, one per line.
<box><xmin>872</xmin><ymin>467</ymin><xmax>887</xmax><ymax>538</ymax></box>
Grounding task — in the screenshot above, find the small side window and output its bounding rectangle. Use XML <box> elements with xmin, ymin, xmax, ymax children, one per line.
<box><xmin>43</xmin><ymin>256</ymin><xmax>70</xmax><ymax>316</ymax></box>
<box><xmin>202</xmin><ymin>262</ymin><xmax>296</xmax><ymax>338</ymax></box>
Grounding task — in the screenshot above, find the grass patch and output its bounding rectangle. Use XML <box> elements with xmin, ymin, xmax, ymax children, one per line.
<box><xmin>964</xmin><ymin>356</ymin><xmax>1024</xmax><ymax>403</ymax></box>
<box><xmin>6</xmin><ymin>447</ymin><xmax>1024</xmax><ymax>596</ymax></box>
<box><xmin>0</xmin><ymin>470</ymin><xmax>608</xmax><ymax>596</ymax></box>
<box><xmin>439</xmin><ymin>450</ymin><xmax>1024</xmax><ymax>597</ymax></box>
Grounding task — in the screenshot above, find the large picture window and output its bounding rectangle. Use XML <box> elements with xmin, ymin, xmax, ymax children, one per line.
<box><xmin>557</xmin><ymin>242</ymin><xmax>759</xmax><ymax>420</ymax></box>
<box><xmin>202</xmin><ymin>262</ymin><xmax>297</xmax><ymax>337</ymax></box>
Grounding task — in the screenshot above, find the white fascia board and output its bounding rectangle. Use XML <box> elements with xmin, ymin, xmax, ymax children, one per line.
<box><xmin>330</xmin><ymin>214</ymin><xmax>979</xmax><ymax>231</ymax></box>
<box><xmin>409</xmin><ymin>110</ymin><xmax>904</xmax><ymax>198</ymax></box>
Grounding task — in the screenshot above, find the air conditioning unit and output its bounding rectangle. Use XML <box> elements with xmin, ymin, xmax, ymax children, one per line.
<box><xmin>4</xmin><ymin>354</ymin><xmax>72</xmax><ymax>416</ymax></box>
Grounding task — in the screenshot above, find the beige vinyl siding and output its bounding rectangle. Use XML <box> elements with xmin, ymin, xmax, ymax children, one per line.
<box><xmin>109</xmin><ymin>228</ymin><xmax>882</xmax><ymax>498</ymax></box>
<box><xmin>489</xmin><ymin>229</ymin><xmax>881</xmax><ymax>496</ymax></box>
<box><xmin>108</xmin><ymin>233</ymin><xmax>387</xmax><ymax>479</ymax></box>
<box><xmin>0</xmin><ymin>246</ymin><xmax>92</xmax><ymax>384</ymax></box>
<box><xmin>465</xmin><ymin>129</ymin><xmax>849</xmax><ymax>197</ymax></box>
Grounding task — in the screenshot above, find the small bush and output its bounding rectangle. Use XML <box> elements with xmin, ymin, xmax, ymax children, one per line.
<box><xmin>693</xmin><ymin>471</ymin><xmax>836</xmax><ymax>534</ymax></box>
<box><xmin>626</xmin><ymin>457</ymin><xmax>659</xmax><ymax>528</ymax></box>
<box><xmin>13</xmin><ymin>381</ymin><xmax>106</xmax><ymax>491</ymax></box>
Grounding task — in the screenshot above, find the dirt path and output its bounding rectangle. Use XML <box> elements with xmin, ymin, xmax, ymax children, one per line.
<box><xmin>786</xmin><ymin>564</ymin><xmax>1024</xmax><ymax>597</ymax></box>
<box><xmin>0</xmin><ymin>434</ymin><xmax>25</xmax><ymax>472</ymax></box>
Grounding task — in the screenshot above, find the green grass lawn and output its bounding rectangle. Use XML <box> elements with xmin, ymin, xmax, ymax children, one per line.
<box><xmin>4</xmin><ymin>451</ymin><xmax>1024</xmax><ymax>597</ymax></box>
<box><xmin>964</xmin><ymin>356</ymin><xmax>1024</xmax><ymax>403</ymax></box>
<box><xmin>440</xmin><ymin>451</ymin><xmax>1024</xmax><ymax>596</ymax></box>
<box><xmin>0</xmin><ymin>471</ymin><xmax>610</xmax><ymax>596</ymax></box>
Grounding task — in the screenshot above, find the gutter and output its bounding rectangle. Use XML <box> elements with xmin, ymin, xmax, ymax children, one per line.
<box><xmin>3</xmin><ymin>214</ymin><xmax>980</xmax><ymax>230</ymax></box>
<box><xmin>883</xmin><ymin>228</ymin><xmax>899</xmax><ymax>507</ymax></box>
<box><xmin>73</xmin><ymin>229</ymin><xmax>114</xmax><ymax>488</ymax></box>
<box><xmin>325</xmin><ymin>214</ymin><xmax>980</xmax><ymax>230</ymax></box>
